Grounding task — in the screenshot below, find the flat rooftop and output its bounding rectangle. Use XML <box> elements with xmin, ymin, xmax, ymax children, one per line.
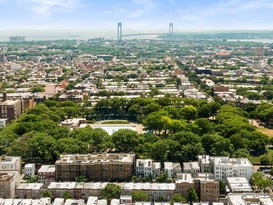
<box><xmin>17</xmin><ymin>183</ymin><xmax>44</xmax><ymax>190</ymax></box>
<box><xmin>56</xmin><ymin>153</ymin><xmax>135</xmax><ymax>164</ymax></box>
<box><xmin>48</xmin><ymin>182</ymin><xmax>77</xmax><ymax>189</ymax></box>
<box><xmin>122</xmin><ymin>183</ymin><xmax>175</xmax><ymax>191</ymax></box>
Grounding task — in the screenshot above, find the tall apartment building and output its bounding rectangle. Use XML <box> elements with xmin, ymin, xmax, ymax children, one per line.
<box><xmin>55</xmin><ymin>153</ymin><xmax>135</xmax><ymax>182</ymax></box>
<box><xmin>198</xmin><ymin>155</ymin><xmax>253</xmax><ymax>181</ymax></box>
<box><xmin>0</xmin><ymin>172</ymin><xmax>17</xmax><ymax>198</ymax></box>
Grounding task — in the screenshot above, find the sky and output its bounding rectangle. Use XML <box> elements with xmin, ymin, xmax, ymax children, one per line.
<box><xmin>0</xmin><ymin>0</ymin><xmax>273</xmax><ymax>30</ymax></box>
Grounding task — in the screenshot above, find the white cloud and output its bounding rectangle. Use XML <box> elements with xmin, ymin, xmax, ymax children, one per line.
<box><xmin>21</xmin><ymin>0</ymin><xmax>80</xmax><ymax>17</ymax></box>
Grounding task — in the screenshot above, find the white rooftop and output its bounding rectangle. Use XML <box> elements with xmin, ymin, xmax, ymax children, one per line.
<box><xmin>17</xmin><ymin>183</ymin><xmax>44</xmax><ymax>190</ymax></box>
<box><xmin>123</xmin><ymin>183</ymin><xmax>175</xmax><ymax>191</ymax></box>
<box><xmin>48</xmin><ymin>182</ymin><xmax>77</xmax><ymax>189</ymax></box>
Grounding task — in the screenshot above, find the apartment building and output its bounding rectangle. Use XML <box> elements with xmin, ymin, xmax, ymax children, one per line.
<box><xmin>136</xmin><ymin>159</ymin><xmax>153</xmax><ymax>178</ymax></box>
<box><xmin>0</xmin><ymin>172</ymin><xmax>17</xmax><ymax>198</ymax></box>
<box><xmin>211</xmin><ymin>157</ymin><xmax>253</xmax><ymax>181</ymax></box>
<box><xmin>175</xmin><ymin>174</ymin><xmax>194</xmax><ymax>199</ymax></box>
<box><xmin>196</xmin><ymin>179</ymin><xmax>219</xmax><ymax>202</ymax></box>
<box><xmin>176</xmin><ymin>173</ymin><xmax>219</xmax><ymax>202</ymax></box>
<box><xmin>0</xmin><ymin>94</ymin><xmax>23</xmax><ymax>120</ymax></box>
<box><xmin>198</xmin><ymin>155</ymin><xmax>253</xmax><ymax>181</ymax></box>
<box><xmin>55</xmin><ymin>153</ymin><xmax>135</xmax><ymax>182</ymax></box>
<box><xmin>0</xmin><ymin>156</ymin><xmax>21</xmax><ymax>172</ymax></box>
<box><xmin>37</xmin><ymin>165</ymin><xmax>55</xmax><ymax>183</ymax></box>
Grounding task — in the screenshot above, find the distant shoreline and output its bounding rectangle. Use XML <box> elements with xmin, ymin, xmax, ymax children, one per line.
<box><xmin>1</xmin><ymin>29</ymin><xmax>273</xmax><ymax>42</ymax></box>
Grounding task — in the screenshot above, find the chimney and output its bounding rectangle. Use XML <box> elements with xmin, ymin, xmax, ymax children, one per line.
<box><xmin>3</xmin><ymin>92</ymin><xmax>7</xmax><ymax>101</ymax></box>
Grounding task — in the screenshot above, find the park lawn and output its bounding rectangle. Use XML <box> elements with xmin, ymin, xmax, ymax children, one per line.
<box><xmin>101</xmin><ymin>120</ymin><xmax>130</xmax><ymax>124</ymax></box>
<box><xmin>257</xmin><ymin>127</ymin><xmax>273</xmax><ymax>138</ymax></box>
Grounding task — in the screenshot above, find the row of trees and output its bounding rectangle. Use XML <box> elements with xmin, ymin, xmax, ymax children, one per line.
<box><xmin>0</xmin><ymin>97</ymin><xmax>271</xmax><ymax>165</ymax></box>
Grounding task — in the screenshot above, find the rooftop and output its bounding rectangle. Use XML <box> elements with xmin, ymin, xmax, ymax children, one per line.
<box><xmin>176</xmin><ymin>174</ymin><xmax>193</xmax><ymax>183</ymax></box>
<box><xmin>48</xmin><ymin>182</ymin><xmax>77</xmax><ymax>189</ymax></box>
<box><xmin>56</xmin><ymin>153</ymin><xmax>135</xmax><ymax>164</ymax></box>
<box><xmin>0</xmin><ymin>99</ymin><xmax>21</xmax><ymax>106</ymax></box>
<box><xmin>17</xmin><ymin>183</ymin><xmax>44</xmax><ymax>190</ymax></box>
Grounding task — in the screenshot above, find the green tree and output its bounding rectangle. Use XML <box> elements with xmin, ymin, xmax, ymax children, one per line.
<box><xmin>156</xmin><ymin>173</ymin><xmax>169</xmax><ymax>183</ymax></box>
<box><xmin>112</xmin><ymin>129</ymin><xmax>139</xmax><ymax>152</ymax></box>
<box><xmin>62</xmin><ymin>190</ymin><xmax>73</xmax><ymax>199</ymax></box>
<box><xmin>31</xmin><ymin>85</ymin><xmax>45</xmax><ymax>93</ymax></box>
<box><xmin>170</xmin><ymin>131</ymin><xmax>204</xmax><ymax>162</ymax></box>
<box><xmin>143</xmin><ymin>110</ymin><xmax>169</xmax><ymax>135</ymax></box>
<box><xmin>260</xmin><ymin>155</ymin><xmax>270</xmax><ymax>167</ymax></box>
<box><xmin>219</xmin><ymin>181</ymin><xmax>226</xmax><ymax>195</ymax></box>
<box><xmin>42</xmin><ymin>190</ymin><xmax>53</xmax><ymax>200</ymax></box>
<box><xmin>150</xmin><ymin>140</ymin><xmax>170</xmax><ymax>169</ymax></box>
<box><xmin>195</xmin><ymin>118</ymin><xmax>214</xmax><ymax>134</ymax></box>
<box><xmin>179</xmin><ymin>105</ymin><xmax>198</xmax><ymax>121</ymax></box>
<box><xmin>132</xmin><ymin>190</ymin><xmax>149</xmax><ymax>202</ymax></box>
<box><xmin>251</xmin><ymin>172</ymin><xmax>273</xmax><ymax>193</ymax></box>
<box><xmin>210</xmin><ymin>138</ymin><xmax>234</xmax><ymax>156</ymax></box>
<box><xmin>170</xmin><ymin>193</ymin><xmax>187</xmax><ymax>205</ymax></box>
<box><xmin>187</xmin><ymin>187</ymin><xmax>198</xmax><ymax>203</ymax></box>
<box><xmin>101</xmin><ymin>184</ymin><xmax>121</xmax><ymax>202</ymax></box>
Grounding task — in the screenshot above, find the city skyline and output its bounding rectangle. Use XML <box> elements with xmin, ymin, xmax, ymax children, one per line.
<box><xmin>0</xmin><ymin>0</ymin><xmax>273</xmax><ymax>30</ymax></box>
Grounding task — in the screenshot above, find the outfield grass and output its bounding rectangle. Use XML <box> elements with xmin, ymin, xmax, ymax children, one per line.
<box><xmin>257</xmin><ymin>127</ymin><xmax>273</xmax><ymax>138</ymax></box>
<box><xmin>101</xmin><ymin>120</ymin><xmax>130</xmax><ymax>124</ymax></box>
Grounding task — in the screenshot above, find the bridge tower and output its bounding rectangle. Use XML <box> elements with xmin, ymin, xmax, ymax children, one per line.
<box><xmin>117</xmin><ymin>22</ymin><xmax>122</xmax><ymax>41</ymax></box>
<box><xmin>169</xmin><ymin>23</ymin><xmax>174</xmax><ymax>40</ymax></box>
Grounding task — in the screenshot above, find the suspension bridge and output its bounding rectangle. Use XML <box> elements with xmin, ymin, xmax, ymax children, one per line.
<box><xmin>116</xmin><ymin>22</ymin><xmax>174</xmax><ymax>40</ymax></box>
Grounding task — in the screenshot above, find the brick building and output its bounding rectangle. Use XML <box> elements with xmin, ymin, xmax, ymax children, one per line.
<box><xmin>176</xmin><ymin>173</ymin><xmax>219</xmax><ymax>202</ymax></box>
<box><xmin>37</xmin><ymin>165</ymin><xmax>56</xmax><ymax>183</ymax></box>
<box><xmin>55</xmin><ymin>153</ymin><xmax>135</xmax><ymax>182</ymax></box>
<box><xmin>0</xmin><ymin>172</ymin><xmax>17</xmax><ymax>198</ymax></box>
<box><xmin>0</xmin><ymin>93</ymin><xmax>23</xmax><ymax>120</ymax></box>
